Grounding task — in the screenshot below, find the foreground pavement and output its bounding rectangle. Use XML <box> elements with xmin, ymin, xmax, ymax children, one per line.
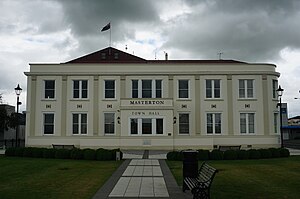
<box><xmin>92</xmin><ymin>150</ymin><xmax>192</xmax><ymax>199</ymax></box>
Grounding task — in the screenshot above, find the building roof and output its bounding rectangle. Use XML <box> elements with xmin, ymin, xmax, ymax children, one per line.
<box><xmin>65</xmin><ymin>47</ymin><xmax>248</xmax><ymax>65</ymax></box>
<box><xmin>289</xmin><ymin>116</ymin><xmax>300</xmax><ymax>120</ymax></box>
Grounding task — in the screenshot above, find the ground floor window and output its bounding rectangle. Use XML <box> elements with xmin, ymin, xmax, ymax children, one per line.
<box><xmin>206</xmin><ymin>113</ymin><xmax>221</xmax><ymax>134</ymax></box>
<box><xmin>104</xmin><ymin>113</ymin><xmax>115</xmax><ymax>134</ymax></box>
<box><xmin>274</xmin><ymin>113</ymin><xmax>278</xmax><ymax>134</ymax></box>
<box><xmin>179</xmin><ymin>113</ymin><xmax>189</xmax><ymax>134</ymax></box>
<box><xmin>240</xmin><ymin>113</ymin><xmax>255</xmax><ymax>134</ymax></box>
<box><xmin>130</xmin><ymin>118</ymin><xmax>164</xmax><ymax>135</ymax></box>
<box><xmin>72</xmin><ymin>113</ymin><xmax>87</xmax><ymax>135</ymax></box>
<box><xmin>43</xmin><ymin>113</ymin><xmax>54</xmax><ymax>135</ymax></box>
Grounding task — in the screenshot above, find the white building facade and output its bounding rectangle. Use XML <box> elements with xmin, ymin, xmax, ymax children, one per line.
<box><xmin>25</xmin><ymin>47</ymin><xmax>281</xmax><ymax>150</ymax></box>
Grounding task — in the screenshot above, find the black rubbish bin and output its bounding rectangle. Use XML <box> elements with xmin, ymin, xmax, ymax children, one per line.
<box><xmin>182</xmin><ymin>150</ymin><xmax>198</xmax><ymax>191</ymax></box>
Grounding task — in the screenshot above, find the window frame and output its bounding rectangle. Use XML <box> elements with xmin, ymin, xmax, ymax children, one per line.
<box><xmin>178</xmin><ymin>80</ymin><xmax>190</xmax><ymax>99</ymax></box>
<box><xmin>44</xmin><ymin>80</ymin><xmax>55</xmax><ymax>99</ymax></box>
<box><xmin>72</xmin><ymin>113</ymin><xmax>88</xmax><ymax>135</ymax></box>
<box><xmin>205</xmin><ymin>79</ymin><xmax>221</xmax><ymax>99</ymax></box>
<box><xmin>129</xmin><ymin>117</ymin><xmax>165</xmax><ymax>135</ymax></box>
<box><xmin>206</xmin><ymin>113</ymin><xmax>222</xmax><ymax>134</ymax></box>
<box><xmin>272</xmin><ymin>79</ymin><xmax>278</xmax><ymax>99</ymax></box>
<box><xmin>104</xmin><ymin>113</ymin><xmax>115</xmax><ymax>135</ymax></box>
<box><xmin>43</xmin><ymin>113</ymin><xmax>54</xmax><ymax>135</ymax></box>
<box><xmin>131</xmin><ymin>79</ymin><xmax>163</xmax><ymax>98</ymax></box>
<box><xmin>238</xmin><ymin>79</ymin><xmax>254</xmax><ymax>99</ymax></box>
<box><xmin>274</xmin><ymin>112</ymin><xmax>279</xmax><ymax>134</ymax></box>
<box><xmin>104</xmin><ymin>80</ymin><xmax>116</xmax><ymax>99</ymax></box>
<box><xmin>240</xmin><ymin>113</ymin><xmax>255</xmax><ymax>134</ymax></box>
<box><xmin>179</xmin><ymin>113</ymin><xmax>190</xmax><ymax>135</ymax></box>
<box><xmin>73</xmin><ymin>80</ymin><xmax>88</xmax><ymax>99</ymax></box>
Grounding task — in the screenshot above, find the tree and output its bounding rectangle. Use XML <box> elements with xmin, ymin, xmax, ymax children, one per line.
<box><xmin>0</xmin><ymin>106</ymin><xmax>10</xmax><ymax>132</ymax></box>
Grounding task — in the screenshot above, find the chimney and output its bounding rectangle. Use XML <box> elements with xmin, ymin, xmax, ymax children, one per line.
<box><xmin>165</xmin><ymin>52</ymin><xmax>168</xmax><ymax>60</ymax></box>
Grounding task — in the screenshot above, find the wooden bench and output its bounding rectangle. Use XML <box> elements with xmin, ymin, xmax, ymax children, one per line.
<box><xmin>183</xmin><ymin>162</ymin><xmax>218</xmax><ymax>199</ymax></box>
<box><xmin>218</xmin><ymin>145</ymin><xmax>241</xmax><ymax>152</ymax></box>
<box><xmin>52</xmin><ymin>144</ymin><xmax>75</xmax><ymax>150</ymax></box>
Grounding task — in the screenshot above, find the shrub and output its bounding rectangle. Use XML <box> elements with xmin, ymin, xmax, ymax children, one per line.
<box><xmin>249</xmin><ymin>149</ymin><xmax>261</xmax><ymax>159</ymax></box>
<box><xmin>55</xmin><ymin>149</ymin><xmax>71</xmax><ymax>159</ymax></box>
<box><xmin>258</xmin><ymin>149</ymin><xmax>272</xmax><ymax>159</ymax></box>
<box><xmin>209</xmin><ymin>150</ymin><xmax>223</xmax><ymax>160</ymax></box>
<box><xmin>279</xmin><ymin>148</ymin><xmax>290</xmax><ymax>157</ymax></box>
<box><xmin>269</xmin><ymin>148</ymin><xmax>281</xmax><ymax>158</ymax></box>
<box><xmin>43</xmin><ymin>148</ymin><xmax>56</xmax><ymax>159</ymax></box>
<box><xmin>167</xmin><ymin>151</ymin><xmax>182</xmax><ymax>161</ymax></box>
<box><xmin>166</xmin><ymin>151</ymin><xmax>176</xmax><ymax>160</ymax></box>
<box><xmin>237</xmin><ymin>150</ymin><xmax>249</xmax><ymax>160</ymax></box>
<box><xmin>197</xmin><ymin>149</ymin><xmax>210</xmax><ymax>160</ymax></box>
<box><xmin>83</xmin><ymin>149</ymin><xmax>96</xmax><ymax>160</ymax></box>
<box><xmin>223</xmin><ymin>150</ymin><xmax>238</xmax><ymax>160</ymax></box>
<box><xmin>14</xmin><ymin>147</ymin><xmax>25</xmax><ymax>157</ymax></box>
<box><xmin>5</xmin><ymin>147</ymin><xmax>16</xmax><ymax>156</ymax></box>
<box><xmin>32</xmin><ymin>148</ymin><xmax>44</xmax><ymax>158</ymax></box>
<box><xmin>23</xmin><ymin>147</ymin><xmax>34</xmax><ymax>157</ymax></box>
<box><xmin>70</xmin><ymin>148</ymin><xmax>83</xmax><ymax>160</ymax></box>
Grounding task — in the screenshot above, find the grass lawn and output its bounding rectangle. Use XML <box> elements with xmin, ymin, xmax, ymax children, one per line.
<box><xmin>0</xmin><ymin>156</ymin><xmax>123</xmax><ymax>199</ymax></box>
<box><xmin>167</xmin><ymin>156</ymin><xmax>300</xmax><ymax>199</ymax></box>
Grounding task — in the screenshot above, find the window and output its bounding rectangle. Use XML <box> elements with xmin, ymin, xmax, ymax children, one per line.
<box><xmin>72</xmin><ymin>113</ymin><xmax>87</xmax><ymax>135</ymax></box>
<box><xmin>274</xmin><ymin>113</ymin><xmax>278</xmax><ymax>134</ymax></box>
<box><xmin>156</xmin><ymin>118</ymin><xmax>163</xmax><ymax>134</ymax></box>
<box><xmin>156</xmin><ymin>80</ymin><xmax>162</xmax><ymax>98</ymax></box>
<box><xmin>179</xmin><ymin>113</ymin><xmax>189</xmax><ymax>134</ymax></box>
<box><xmin>73</xmin><ymin>80</ymin><xmax>88</xmax><ymax>99</ymax></box>
<box><xmin>104</xmin><ymin>113</ymin><xmax>115</xmax><ymax>134</ymax></box>
<box><xmin>43</xmin><ymin>113</ymin><xmax>54</xmax><ymax>135</ymax></box>
<box><xmin>178</xmin><ymin>80</ymin><xmax>189</xmax><ymax>98</ymax></box>
<box><xmin>206</xmin><ymin>80</ymin><xmax>220</xmax><ymax>98</ymax></box>
<box><xmin>207</xmin><ymin>113</ymin><xmax>222</xmax><ymax>134</ymax></box>
<box><xmin>239</xmin><ymin>80</ymin><xmax>254</xmax><ymax>98</ymax></box>
<box><xmin>44</xmin><ymin>80</ymin><xmax>55</xmax><ymax>99</ymax></box>
<box><xmin>272</xmin><ymin>80</ymin><xmax>278</xmax><ymax>99</ymax></box>
<box><xmin>130</xmin><ymin>118</ymin><xmax>138</xmax><ymax>134</ymax></box>
<box><xmin>131</xmin><ymin>79</ymin><xmax>163</xmax><ymax>98</ymax></box>
<box><xmin>240</xmin><ymin>113</ymin><xmax>255</xmax><ymax>134</ymax></box>
<box><xmin>105</xmin><ymin>80</ymin><xmax>115</xmax><ymax>99</ymax></box>
<box><xmin>142</xmin><ymin>118</ymin><xmax>152</xmax><ymax>134</ymax></box>
<box><xmin>132</xmin><ymin>80</ymin><xmax>139</xmax><ymax>98</ymax></box>
<box><xmin>142</xmin><ymin>80</ymin><xmax>152</xmax><ymax>98</ymax></box>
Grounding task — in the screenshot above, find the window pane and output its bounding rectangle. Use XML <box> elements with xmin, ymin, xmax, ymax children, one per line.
<box><xmin>206</xmin><ymin>80</ymin><xmax>212</xmax><ymax>98</ymax></box>
<box><xmin>105</xmin><ymin>80</ymin><xmax>115</xmax><ymax>89</ymax></box>
<box><xmin>156</xmin><ymin>80</ymin><xmax>162</xmax><ymax>98</ymax></box>
<box><xmin>44</xmin><ymin>125</ymin><xmax>54</xmax><ymax>134</ymax></box>
<box><xmin>214</xmin><ymin>80</ymin><xmax>221</xmax><ymax>98</ymax></box>
<box><xmin>81</xmin><ymin>124</ymin><xmax>87</xmax><ymax>134</ymax></box>
<box><xmin>105</xmin><ymin>113</ymin><xmax>115</xmax><ymax>134</ymax></box>
<box><xmin>240</xmin><ymin>113</ymin><xmax>247</xmax><ymax>134</ymax></box>
<box><xmin>81</xmin><ymin>114</ymin><xmax>87</xmax><ymax>123</ymax></box>
<box><xmin>179</xmin><ymin>114</ymin><xmax>189</xmax><ymax>134</ymax></box>
<box><xmin>179</xmin><ymin>80</ymin><xmax>189</xmax><ymax>98</ymax></box>
<box><xmin>131</xmin><ymin>119</ymin><xmax>138</xmax><ymax>134</ymax></box>
<box><xmin>142</xmin><ymin>119</ymin><xmax>152</xmax><ymax>134</ymax></box>
<box><xmin>179</xmin><ymin>80</ymin><xmax>188</xmax><ymax>89</ymax></box>
<box><xmin>248</xmin><ymin>113</ymin><xmax>255</xmax><ymax>133</ymax></box>
<box><xmin>132</xmin><ymin>80</ymin><xmax>139</xmax><ymax>98</ymax></box>
<box><xmin>82</xmin><ymin>80</ymin><xmax>88</xmax><ymax>89</ymax></box>
<box><xmin>142</xmin><ymin>80</ymin><xmax>152</xmax><ymax>98</ymax></box>
<box><xmin>215</xmin><ymin>113</ymin><xmax>222</xmax><ymax>134</ymax></box>
<box><xmin>44</xmin><ymin>114</ymin><xmax>54</xmax><ymax>123</ymax></box>
<box><xmin>156</xmin><ymin>119</ymin><xmax>163</xmax><ymax>134</ymax></box>
<box><xmin>72</xmin><ymin>114</ymin><xmax>79</xmax><ymax>134</ymax></box>
<box><xmin>82</xmin><ymin>90</ymin><xmax>88</xmax><ymax>98</ymax></box>
<box><xmin>44</xmin><ymin>114</ymin><xmax>54</xmax><ymax>134</ymax></box>
<box><xmin>45</xmin><ymin>80</ymin><xmax>55</xmax><ymax>99</ymax></box>
<box><xmin>73</xmin><ymin>81</ymin><xmax>79</xmax><ymax>98</ymax></box>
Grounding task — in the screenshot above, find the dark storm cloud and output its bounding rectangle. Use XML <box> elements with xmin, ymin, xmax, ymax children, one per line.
<box><xmin>163</xmin><ymin>0</ymin><xmax>300</xmax><ymax>62</ymax></box>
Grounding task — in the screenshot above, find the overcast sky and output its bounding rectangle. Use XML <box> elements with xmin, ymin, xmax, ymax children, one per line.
<box><xmin>1</xmin><ymin>0</ymin><xmax>300</xmax><ymax>117</ymax></box>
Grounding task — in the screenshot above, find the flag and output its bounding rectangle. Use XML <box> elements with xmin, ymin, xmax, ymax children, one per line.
<box><xmin>101</xmin><ymin>23</ymin><xmax>110</xmax><ymax>32</ymax></box>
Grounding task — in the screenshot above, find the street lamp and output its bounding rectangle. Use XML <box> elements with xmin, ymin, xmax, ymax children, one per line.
<box><xmin>14</xmin><ymin>84</ymin><xmax>22</xmax><ymax>147</ymax></box>
<box><xmin>276</xmin><ymin>85</ymin><xmax>284</xmax><ymax>148</ymax></box>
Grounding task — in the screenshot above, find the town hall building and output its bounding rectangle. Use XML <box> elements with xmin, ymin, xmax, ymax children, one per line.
<box><xmin>25</xmin><ymin>47</ymin><xmax>281</xmax><ymax>150</ymax></box>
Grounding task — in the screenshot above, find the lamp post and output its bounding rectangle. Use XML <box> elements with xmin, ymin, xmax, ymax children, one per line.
<box><xmin>14</xmin><ymin>84</ymin><xmax>22</xmax><ymax>147</ymax></box>
<box><xmin>276</xmin><ymin>85</ymin><xmax>284</xmax><ymax>148</ymax></box>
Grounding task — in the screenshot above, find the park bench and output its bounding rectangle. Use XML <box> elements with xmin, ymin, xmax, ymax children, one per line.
<box><xmin>183</xmin><ymin>162</ymin><xmax>218</xmax><ymax>199</ymax></box>
<box><xmin>218</xmin><ymin>145</ymin><xmax>241</xmax><ymax>152</ymax></box>
<box><xmin>52</xmin><ymin>144</ymin><xmax>75</xmax><ymax>150</ymax></box>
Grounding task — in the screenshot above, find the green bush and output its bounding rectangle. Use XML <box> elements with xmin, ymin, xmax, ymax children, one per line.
<box><xmin>197</xmin><ymin>149</ymin><xmax>210</xmax><ymax>160</ymax></box>
<box><xmin>269</xmin><ymin>148</ymin><xmax>281</xmax><ymax>158</ymax></box>
<box><xmin>249</xmin><ymin>149</ymin><xmax>261</xmax><ymax>159</ymax></box>
<box><xmin>32</xmin><ymin>148</ymin><xmax>44</xmax><ymax>158</ymax></box>
<box><xmin>55</xmin><ymin>149</ymin><xmax>71</xmax><ymax>159</ymax></box>
<box><xmin>14</xmin><ymin>147</ymin><xmax>25</xmax><ymax>157</ymax></box>
<box><xmin>43</xmin><ymin>148</ymin><xmax>56</xmax><ymax>159</ymax></box>
<box><xmin>210</xmin><ymin>150</ymin><xmax>223</xmax><ymax>160</ymax></box>
<box><xmin>23</xmin><ymin>147</ymin><xmax>34</xmax><ymax>157</ymax></box>
<box><xmin>237</xmin><ymin>150</ymin><xmax>249</xmax><ymax>160</ymax></box>
<box><xmin>223</xmin><ymin>150</ymin><xmax>238</xmax><ymax>160</ymax></box>
<box><xmin>83</xmin><ymin>149</ymin><xmax>96</xmax><ymax>160</ymax></box>
<box><xmin>167</xmin><ymin>151</ymin><xmax>182</xmax><ymax>161</ymax></box>
<box><xmin>70</xmin><ymin>148</ymin><xmax>83</xmax><ymax>160</ymax></box>
<box><xmin>5</xmin><ymin>147</ymin><xmax>16</xmax><ymax>156</ymax></box>
<box><xmin>258</xmin><ymin>149</ymin><xmax>272</xmax><ymax>159</ymax></box>
<box><xmin>279</xmin><ymin>148</ymin><xmax>290</xmax><ymax>157</ymax></box>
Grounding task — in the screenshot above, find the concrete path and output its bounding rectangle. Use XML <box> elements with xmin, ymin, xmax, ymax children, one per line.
<box><xmin>93</xmin><ymin>151</ymin><xmax>191</xmax><ymax>199</ymax></box>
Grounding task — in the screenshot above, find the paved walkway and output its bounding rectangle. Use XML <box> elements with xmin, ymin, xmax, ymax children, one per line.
<box><xmin>93</xmin><ymin>151</ymin><xmax>191</xmax><ymax>199</ymax></box>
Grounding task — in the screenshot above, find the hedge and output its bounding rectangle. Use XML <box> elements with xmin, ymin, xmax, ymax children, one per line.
<box><xmin>4</xmin><ymin>147</ymin><xmax>123</xmax><ymax>161</ymax></box>
<box><xmin>167</xmin><ymin>147</ymin><xmax>291</xmax><ymax>161</ymax></box>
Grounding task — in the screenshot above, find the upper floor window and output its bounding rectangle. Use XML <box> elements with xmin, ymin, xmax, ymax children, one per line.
<box><xmin>206</xmin><ymin>80</ymin><xmax>220</xmax><ymax>99</ymax></box>
<box><xmin>105</xmin><ymin>80</ymin><xmax>115</xmax><ymax>99</ymax></box>
<box><xmin>44</xmin><ymin>80</ymin><xmax>55</xmax><ymax>99</ymax></box>
<box><xmin>207</xmin><ymin>113</ymin><xmax>221</xmax><ymax>134</ymax></box>
<box><xmin>73</xmin><ymin>80</ymin><xmax>88</xmax><ymax>99</ymax></box>
<box><xmin>131</xmin><ymin>79</ymin><xmax>163</xmax><ymax>98</ymax></box>
<box><xmin>272</xmin><ymin>79</ymin><xmax>278</xmax><ymax>99</ymax></box>
<box><xmin>72</xmin><ymin>113</ymin><xmax>87</xmax><ymax>135</ymax></box>
<box><xmin>104</xmin><ymin>113</ymin><xmax>115</xmax><ymax>134</ymax></box>
<box><xmin>178</xmin><ymin>80</ymin><xmax>189</xmax><ymax>99</ymax></box>
<box><xmin>240</xmin><ymin>113</ymin><xmax>255</xmax><ymax>134</ymax></box>
<box><xmin>179</xmin><ymin>113</ymin><xmax>189</xmax><ymax>134</ymax></box>
<box><xmin>239</xmin><ymin>79</ymin><xmax>254</xmax><ymax>99</ymax></box>
<box><xmin>43</xmin><ymin>113</ymin><xmax>54</xmax><ymax>135</ymax></box>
